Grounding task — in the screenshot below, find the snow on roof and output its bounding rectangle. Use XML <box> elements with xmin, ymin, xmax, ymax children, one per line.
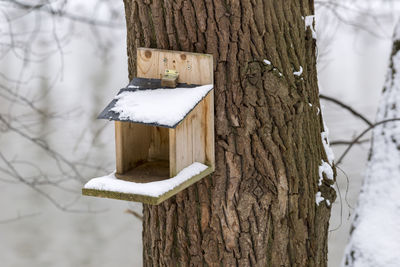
<box><xmin>97</xmin><ymin>78</ymin><xmax>213</xmax><ymax>128</ymax></box>
<box><xmin>83</xmin><ymin>162</ymin><xmax>208</xmax><ymax>197</ymax></box>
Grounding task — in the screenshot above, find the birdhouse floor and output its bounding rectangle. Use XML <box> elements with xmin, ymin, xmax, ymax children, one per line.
<box><xmin>115</xmin><ymin>160</ymin><xmax>169</xmax><ymax>183</ymax></box>
<box><xmin>82</xmin><ymin>162</ymin><xmax>213</xmax><ymax>205</ymax></box>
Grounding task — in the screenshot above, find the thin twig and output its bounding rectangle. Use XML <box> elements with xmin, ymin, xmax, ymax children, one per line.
<box><xmin>337</xmin><ymin>118</ymin><xmax>400</xmax><ymax>165</ymax></box>
<box><xmin>125</xmin><ymin>209</ymin><xmax>143</xmax><ymax>221</ymax></box>
<box><xmin>1</xmin><ymin>0</ymin><xmax>124</xmax><ymax>28</ymax></box>
<box><xmin>330</xmin><ymin>139</ymin><xmax>369</xmax><ymax>146</ymax></box>
<box><xmin>329</xmin><ymin>180</ymin><xmax>343</xmax><ymax>232</ymax></box>
<box><xmin>320</xmin><ymin>94</ymin><xmax>373</xmax><ymax>126</ymax></box>
<box><xmin>0</xmin><ymin>212</ymin><xmax>40</xmax><ymax>224</ymax></box>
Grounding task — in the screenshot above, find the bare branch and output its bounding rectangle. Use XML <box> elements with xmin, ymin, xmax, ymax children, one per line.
<box><xmin>320</xmin><ymin>94</ymin><xmax>373</xmax><ymax>126</ymax></box>
<box><xmin>330</xmin><ymin>139</ymin><xmax>370</xmax><ymax>146</ymax></box>
<box><xmin>125</xmin><ymin>209</ymin><xmax>143</xmax><ymax>221</ymax></box>
<box><xmin>336</xmin><ymin>118</ymin><xmax>400</xmax><ymax>165</ymax></box>
<box><xmin>0</xmin><ymin>0</ymin><xmax>125</xmax><ymax>28</ymax></box>
<box><xmin>0</xmin><ymin>212</ymin><xmax>40</xmax><ymax>224</ymax></box>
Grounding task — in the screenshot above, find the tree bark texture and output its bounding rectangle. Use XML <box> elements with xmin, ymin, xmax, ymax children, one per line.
<box><xmin>342</xmin><ymin>21</ymin><xmax>400</xmax><ymax>267</ymax></box>
<box><xmin>123</xmin><ymin>1</ymin><xmax>336</xmax><ymax>266</ymax></box>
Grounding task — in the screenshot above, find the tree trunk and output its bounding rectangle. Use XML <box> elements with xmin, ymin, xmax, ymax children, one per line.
<box><xmin>123</xmin><ymin>1</ymin><xmax>336</xmax><ymax>266</ymax></box>
<box><xmin>342</xmin><ymin>21</ymin><xmax>400</xmax><ymax>267</ymax></box>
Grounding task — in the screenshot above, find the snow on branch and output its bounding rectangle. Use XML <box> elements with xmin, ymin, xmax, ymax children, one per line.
<box><xmin>343</xmin><ymin>20</ymin><xmax>400</xmax><ymax>267</ymax></box>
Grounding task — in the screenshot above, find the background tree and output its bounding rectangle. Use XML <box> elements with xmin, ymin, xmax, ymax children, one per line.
<box><xmin>342</xmin><ymin>20</ymin><xmax>400</xmax><ymax>267</ymax></box>
<box><xmin>123</xmin><ymin>1</ymin><xmax>336</xmax><ymax>266</ymax></box>
<box><xmin>0</xmin><ymin>0</ymin><xmax>125</xmax><ymax>213</ymax></box>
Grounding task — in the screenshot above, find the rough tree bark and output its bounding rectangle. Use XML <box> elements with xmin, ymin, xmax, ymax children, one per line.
<box><xmin>343</xmin><ymin>21</ymin><xmax>400</xmax><ymax>267</ymax></box>
<box><xmin>123</xmin><ymin>1</ymin><xmax>336</xmax><ymax>266</ymax></box>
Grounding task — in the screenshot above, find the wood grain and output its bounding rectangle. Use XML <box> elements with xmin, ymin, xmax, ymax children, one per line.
<box><xmin>136</xmin><ymin>47</ymin><xmax>214</xmax><ymax>177</ymax></box>
<box><xmin>170</xmin><ymin>91</ymin><xmax>215</xmax><ymax>176</ymax></box>
<box><xmin>115</xmin><ymin>121</ymin><xmax>169</xmax><ymax>176</ymax></box>
<box><xmin>137</xmin><ymin>47</ymin><xmax>213</xmax><ymax>85</ymax></box>
<box><xmin>115</xmin><ymin>121</ymin><xmax>151</xmax><ymax>174</ymax></box>
<box><xmin>115</xmin><ymin>160</ymin><xmax>169</xmax><ymax>182</ymax></box>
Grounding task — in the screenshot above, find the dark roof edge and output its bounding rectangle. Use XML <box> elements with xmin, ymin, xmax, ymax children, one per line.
<box><xmin>97</xmin><ymin>82</ymin><xmax>213</xmax><ymax>129</ymax></box>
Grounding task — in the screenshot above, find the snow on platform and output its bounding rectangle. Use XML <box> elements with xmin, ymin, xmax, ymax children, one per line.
<box><xmin>83</xmin><ymin>162</ymin><xmax>208</xmax><ymax>200</ymax></box>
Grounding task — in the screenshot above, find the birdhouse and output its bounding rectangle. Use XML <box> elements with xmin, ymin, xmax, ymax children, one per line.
<box><xmin>82</xmin><ymin>48</ymin><xmax>215</xmax><ymax>205</ymax></box>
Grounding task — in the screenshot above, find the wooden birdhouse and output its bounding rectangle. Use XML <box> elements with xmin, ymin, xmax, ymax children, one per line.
<box><xmin>82</xmin><ymin>48</ymin><xmax>215</xmax><ymax>205</ymax></box>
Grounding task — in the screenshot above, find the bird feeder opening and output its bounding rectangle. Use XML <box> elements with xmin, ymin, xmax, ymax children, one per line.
<box><xmin>114</xmin><ymin>122</ymin><xmax>170</xmax><ymax>182</ymax></box>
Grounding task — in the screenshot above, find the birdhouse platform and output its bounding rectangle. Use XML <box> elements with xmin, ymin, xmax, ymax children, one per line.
<box><xmin>82</xmin><ymin>48</ymin><xmax>215</xmax><ymax>205</ymax></box>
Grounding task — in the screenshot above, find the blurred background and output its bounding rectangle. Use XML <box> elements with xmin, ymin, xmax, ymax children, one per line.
<box><xmin>0</xmin><ymin>0</ymin><xmax>399</xmax><ymax>266</ymax></box>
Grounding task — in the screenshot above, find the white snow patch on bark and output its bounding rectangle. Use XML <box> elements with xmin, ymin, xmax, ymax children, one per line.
<box><xmin>304</xmin><ymin>15</ymin><xmax>317</xmax><ymax>39</ymax></box>
<box><xmin>315</xmin><ymin>191</ymin><xmax>325</xmax><ymax>206</ymax></box>
<box><xmin>319</xmin><ymin>161</ymin><xmax>334</xmax><ymax>186</ymax></box>
<box><xmin>321</xmin><ymin>121</ymin><xmax>335</xmax><ymax>165</ymax></box>
<box><xmin>263</xmin><ymin>59</ymin><xmax>271</xmax><ymax>65</ymax></box>
<box><xmin>293</xmin><ymin>66</ymin><xmax>303</xmax><ymax>76</ymax></box>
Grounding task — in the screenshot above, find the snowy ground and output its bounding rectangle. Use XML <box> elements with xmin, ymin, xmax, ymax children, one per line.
<box><xmin>0</xmin><ymin>1</ymin><xmax>399</xmax><ymax>266</ymax></box>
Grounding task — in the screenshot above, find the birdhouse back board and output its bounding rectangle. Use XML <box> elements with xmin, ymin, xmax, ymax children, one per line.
<box><xmin>136</xmin><ymin>48</ymin><xmax>213</xmax><ymax>84</ymax></box>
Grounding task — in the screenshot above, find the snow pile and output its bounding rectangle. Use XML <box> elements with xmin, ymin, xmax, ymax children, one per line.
<box><xmin>342</xmin><ymin>24</ymin><xmax>400</xmax><ymax>267</ymax></box>
<box><xmin>316</xmin><ymin>120</ymin><xmax>335</xmax><ymax>206</ymax></box>
<box><xmin>111</xmin><ymin>84</ymin><xmax>213</xmax><ymax>127</ymax></box>
<box><xmin>315</xmin><ymin>192</ymin><xmax>325</xmax><ymax>206</ymax></box>
<box><xmin>321</xmin><ymin>121</ymin><xmax>334</xmax><ymax>164</ymax></box>
<box><xmin>304</xmin><ymin>15</ymin><xmax>317</xmax><ymax>39</ymax></box>
<box><xmin>318</xmin><ymin>161</ymin><xmax>334</xmax><ymax>186</ymax></box>
<box><xmin>263</xmin><ymin>59</ymin><xmax>271</xmax><ymax>65</ymax></box>
<box><xmin>84</xmin><ymin>162</ymin><xmax>208</xmax><ymax>197</ymax></box>
<box><xmin>293</xmin><ymin>66</ymin><xmax>303</xmax><ymax>76</ymax></box>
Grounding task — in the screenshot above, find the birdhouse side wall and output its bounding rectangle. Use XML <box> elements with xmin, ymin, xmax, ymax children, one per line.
<box><xmin>169</xmin><ymin>91</ymin><xmax>215</xmax><ymax>176</ymax></box>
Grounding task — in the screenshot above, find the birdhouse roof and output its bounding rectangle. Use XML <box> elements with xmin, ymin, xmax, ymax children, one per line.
<box><xmin>98</xmin><ymin>78</ymin><xmax>213</xmax><ymax>128</ymax></box>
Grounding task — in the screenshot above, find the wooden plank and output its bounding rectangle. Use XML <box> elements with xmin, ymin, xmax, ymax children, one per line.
<box><xmin>191</xmin><ymin>103</ymin><xmax>205</xmax><ymax>164</ymax></box>
<box><xmin>155</xmin><ymin>166</ymin><xmax>213</xmax><ymax>204</ymax></box>
<box><xmin>115</xmin><ymin>121</ymin><xmax>151</xmax><ymax>174</ymax></box>
<box><xmin>204</xmin><ymin>91</ymin><xmax>215</xmax><ymax>170</ymax></box>
<box><xmin>170</xmin><ymin>90</ymin><xmax>215</xmax><ymax>175</ymax></box>
<box><xmin>148</xmin><ymin>126</ymin><xmax>169</xmax><ymax>161</ymax></box>
<box><xmin>136</xmin><ymin>48</ymin><xmax>213</xmax><ymax>85</ymax></box>
<box><xmin>169</xmin><ymin>128</ymin><xmax>177</xmax><ymax>177</ymax></box>
<box><xmin>82</xmin><ymin>166</ymin><xmax>214</xmax><ymax>205</ymax></box>
<box><xmin>173</xmin><ymin>102</ymin><xmax>199</xmax><ymax>175</ymax></box>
